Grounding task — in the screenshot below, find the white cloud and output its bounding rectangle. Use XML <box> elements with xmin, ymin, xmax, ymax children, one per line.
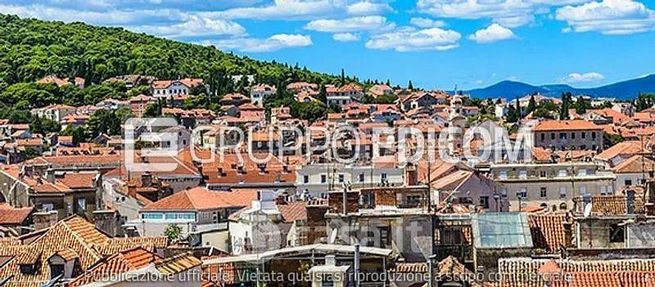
<box><xmin>410</xmin><ymin>17</ymin><xmax>446</xmax><ymax>28</ymax></box>
<box><xmin>365</xmin><ymin>27</ymin><xmax>461</xmax><ymax>52</ymax></box>
<box><xmin>130</xmin><ymin>15</ymin><xmax>246</xmax><ymax>37</ymax></box>
<box><xmin>0</xmin><ymin>3</ymin><xmax>246</xmax><ymax>38</ymax></box>
<box><xmin>212</xmin><ymin>0</ymin><xmax>391</xmax><ymax>20</ymax></box>
<box><xmin>562</xmin><ymin>72</ymin><xmax>605</xmax><ymax>83</ymax></box>
<box><xmin>305</xmin><ymin>16</ymin><xmax>393</xmax><ymax>33</ymax></box>
<box><xmin>416</xmin><ymin>0</ymin><xmax>591</xmax><ymax>28</ymax></box>
<box><xmin>556</xmin><ymin>0</ymin><xmax>655</xmax><ymax>34</ymax></box>
<box><xmin>332</xmin><ymin>33</ymin><xmax>361</xmax><ymax>41</ymax></box>
<box><xmin>206</xmin><ymin>34</ymin><xmax>313</xmax><ymax>52</ymax></box>
<box><xmin>346</xmin><ymin>1</ymin><xmax>393</xmax><ymax>15</ymax></box>
<box><xmin>468</xmin><ymin>24</ymin><xmax>516</xmax><ymax>43</ymax></box>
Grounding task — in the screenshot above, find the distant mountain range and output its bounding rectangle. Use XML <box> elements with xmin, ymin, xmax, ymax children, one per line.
<box><xmin>464</xmin><ymin>74</ymin><xmax>655</xmax><ymax>100</ymax></box>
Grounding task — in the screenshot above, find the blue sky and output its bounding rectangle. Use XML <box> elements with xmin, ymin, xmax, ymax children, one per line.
<box><xmin>1</xmin><ymin>0</ymin><xmax>654</xmax><ymax>89</ymax></box>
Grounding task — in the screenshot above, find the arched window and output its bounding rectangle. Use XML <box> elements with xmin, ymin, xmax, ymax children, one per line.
<box><xmin>559</xmin><ymin>202</ymin><xmax>568</xmax><ymax>210</ymax></box>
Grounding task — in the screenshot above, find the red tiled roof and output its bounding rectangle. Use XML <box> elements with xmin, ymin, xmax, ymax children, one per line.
<box><xmin>612</xmin><ymin>155</ymin><xmax>655</xmax><ymax>174</ymax></box>
<box><xmin>0</xmin><ymin>203</ymin><xmax>33</xmax><ymax>225</ymax></box>
<box><xmin>596</xmin><ymin>140</ymin><xmax>644</xmax><ymax>162</ymax></box>
<box><xmin>533</xmin><ymin>120</ymin><xmax>602</xmax><ymax>132</ymax></box>
<box><xmin>277</xmin><ymin>201</ymin><xmax>307</xmax><ymax>222</ymax></box>
<box><xmin>68</xmin><ymin>247</ymin><xmax>161</xmax><ymax>287</ymax></box>
<box><xmin>528</xmin><ymin>214</ymin><xmax>568</xmax><ymax>253</ymax></box>
<box><xmin>142</xmin><ymin>187</ymin><xmax>256</xmax><ymax>212</ymax></box>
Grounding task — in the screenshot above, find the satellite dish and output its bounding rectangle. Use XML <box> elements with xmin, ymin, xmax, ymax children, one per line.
<box><xmin>329</xmin><ymin>229</ymin><xmax>338</xmax><ymax>244</ymax></box>
<box><xmin>583</xmin><ymin>202</ymin><xmax>593</xmax><ymax>218</ymax></box>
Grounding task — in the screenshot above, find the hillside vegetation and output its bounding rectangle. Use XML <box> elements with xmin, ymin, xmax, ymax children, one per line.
<box><xmin>0</xmin><ymin>14</ymin><xmax>345</xmax><ymax>106</ymax></box>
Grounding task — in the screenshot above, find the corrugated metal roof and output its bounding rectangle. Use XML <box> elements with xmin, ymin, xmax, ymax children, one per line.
<box><xmin>472</xmin><ymin>212</ymin><xmax>533</xmax><ymax>249</ymax></box>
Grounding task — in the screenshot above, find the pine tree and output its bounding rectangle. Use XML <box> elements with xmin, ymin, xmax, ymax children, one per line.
<box><xmin>560</xmin><ymin>92</ymin><xmax>571</xmax><ymax>120</ymax></box>
<box><xmin>340</xmin><ymin>69</ymin><xmax>346</xmax><ymax>86</ymax></box>
<box><xmin>527</xmin><ymin>94</ymin><xmax>537</xmax><ymax>114</ymax></box>
<box><xmin>408</xmin><ymin>80</ymin><xmax>414</xmax><ymax>90</ymax></box>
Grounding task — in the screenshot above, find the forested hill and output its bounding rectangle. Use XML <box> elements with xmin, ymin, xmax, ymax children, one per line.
<box><xmin>0</xmin><ymin>14</ymin><xmax>341</xmax><ymax>91</ymax></box>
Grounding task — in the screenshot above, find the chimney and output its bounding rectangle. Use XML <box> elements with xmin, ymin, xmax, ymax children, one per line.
<box><xmin>275</xmin><ymin>196</ymin><xmax>287</xmax><ymax>205</ymax></box>
<box><xmin>563</xmin><ymin>216</ymin><xmax>573</xmax><ymax>248</ymax></box>
<box><xmin>46</xmin><ymin>169</ymin><xmax>55</xmax><ymax>184</ymax></box>
<box><xmin>33</xmin><ymin>210</ymin><xmax>59</xmax><ymax>231</ymax></box>
<box><xmin>141</xmin><ymin>172</ymin><xmax>152</xmax><ymax>187</ymax></box>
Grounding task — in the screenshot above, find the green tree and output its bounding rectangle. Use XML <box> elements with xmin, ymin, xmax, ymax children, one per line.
<box><xmin>407</xmin><ymin>80</ymin><xmax>414</xmax><ymax>90</ymax></box>
<box><xmin>30</xmin><ymin>115</ymin><xmax>61</xmax><ymax>134</ymax></box>
<box><xmin>560</xmin><ymin>92</ymin><xmax>572</xmax><ymax>120</ymax></box>
<box><xmin>526</xmin><ymin>94</ymin><xmax>537</xmax><ymax>114</ymax></box>
<box><xmin>164</xmin><ymin>224</ymin><xmax>182</xmax><ymax>242</ymax></box>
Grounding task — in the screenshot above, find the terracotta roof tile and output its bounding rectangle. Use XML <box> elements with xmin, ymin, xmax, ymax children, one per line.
<box><xmin>0</xmin><ymin>204</ymin><xmax>33</xmax><ymax>225</ymax></box>
<box><xmin>596</xmin><ymin>141</ymin><xmax>645</xmax><ymax>162</ymax></box>
<box><xmin>277</xmin><ymin>201</ymin><xmax>307</xmax><ymax>222</ymax></box>
<box><xmin>534</xmin><ymin>120</ymin><xmax>601</xmax><ymax>132</ymax></box>
<box><xmin>155</xmin><ymin>252</ymin><xmax>201</xmax><ymax>274</ymax></box>
<box><xmin>142</xmin><ymin>187</ymin><xmax>256</xmax><ymax>212</ymax></box>
<box><xmin>612</xmin><ymin>155</ymin><xmax>655</xmax><ymax>174</ymax></box>
<box><xmin>528</xmin><ymin>214</ymin><xmax>568</xmax><ymax>253</ymax></box>
<box><xmin>68</xmin><ymin>247</ymin><xmax>161</xmax><ymax>287</ymax></box>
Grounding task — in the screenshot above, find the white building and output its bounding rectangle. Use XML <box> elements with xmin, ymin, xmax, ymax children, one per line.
<box><xmin>150</xmin><ymin>78</ymin><xmax>205</xmax><ymax>98</ymax></box>
<box><xmin>250</xmin><ymin>84</ymin><xmax>277</xmax><ymax>107</ymax></box>
<box><xmin>31</xmin><ymin>104</ymin><xmax>77</xmax><ymax>123</ymax></box>
<box><xmin>326</xmin><ymin>83</ymin><xmax>364</xmax><ymax>106</ymax></box>
<box><xmin>295</xmin><ymin>162</ymin><xmax>404</xmax><ymax>199</ymax></box>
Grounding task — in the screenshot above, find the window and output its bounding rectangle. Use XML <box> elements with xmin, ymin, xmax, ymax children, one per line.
<box><xmin>517</xmin><ymin>188</ymin><xmax>527</xmax><ymax>199</ymax></box>
<box><xmin>592</xmin><ymin>132</ymin><xmax>596</xmax><ymax>139</ymax></box>
<box><xmin>579</xmin><ymin>186</ymin><xmax>587</xmax><ymax>195</ymax></box>
<box><xmin>479</xmin><ymin>196</ymin><xmax>489</xmax><ymax>209</ymax></box>
<box><xmin>50</xmin><ymin>264</ymin><xmax>65</xmax><ymax>279</ymax></box>
<box><xmin>303</xmin><ymin>175</ymin><xmax>309</xmax><ymax>184</ymax></box>
<box><xmin>142</xmin><ymin>213</ymin><xmax>163</xmax><ymax>220</ymax></box>
<box><xmin>378</xmin><ymin>226</ymin><xmax>391</xmax><ymax>247</ymax></box>
<box><xmin>77</xmin><ymin>198</ymin><xmax>86</xmax><ymax>212</ymax></box>
<box><xmin>380</xmin><ymin>173</ymin><xmax>388</xmax><ymax>182</ymax></box>
<box><xmin>338</xmin><ymin>174</ymin><xmax>344</xmax><ymax>183</ymax></box>
<box><xmin>540</xmin><ymin>187</ymin><xmax>547</xmax><ymax>198</ymax></box>
<box><xmin>518</xmin><ymin>170</ymin><xmax>528</xmax><ymax>179</ymax></box>
<box><xmin>560</xmin><ymin>187</ymin><xmax>567</xmax><ymax>198</ymax></box>
<box><xmin>559</xmin><ymin>133</ymin><xmax>567</xmax><ymax>139</ymax></box>
<box><xmin>539</xmin><ymin>171</ymin><xmax>547</xmax><ymax>178</ymax></box>
<box><xmin>358</xmin><ymin>173</ymin><xmax>365</xmax><ymax>182</ymax></box>
<box><xmin>541</xmin><ymin>133</ymin><xmax>545</xmax><ymax>141</ymax></box>
<box><xmin>582</xmin><ymin>132</ymin><xmax>586</xmax><ymax>139</ymax></box>
<box><xmin>321</xmin><ymin>174</ymin><xmax>327</xmax><ymax>183</ymax></box>
<box><xmin>42</xmin><ymin>203</ymin><xmax>54</xmax><ymax>212</ymax></box>
<box><xmin>558</xmin><ymin>169</ymin><xmax>568</xmax><ymax>177</ymax></box>
<box><xmin>499</xmin><ymin>171</ymin><xmax>508</xmax><ymax>180</ymax></box>
<box><xmin>577</xmin><ymin>169</ymin><xmax>587</xmax><ymax>176</ymax></box>
<box><xmin>551</xmin><ymin>133</ymin><xmax>555</xmax><ymax>140</ymax></box>
<box><xmin>571</xmin><ymin>132</ymin><xmax>575</xmax><ymax>139</ymax></box>
<box><xmin>609</xmin><ymin>224</ymin><xmax>625</xmax><ymax>243</ymax></box>
<box><xmin>625</xmin><ymin>179</ymin><xmax>633</xmax><ymax>186</ymax></box>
